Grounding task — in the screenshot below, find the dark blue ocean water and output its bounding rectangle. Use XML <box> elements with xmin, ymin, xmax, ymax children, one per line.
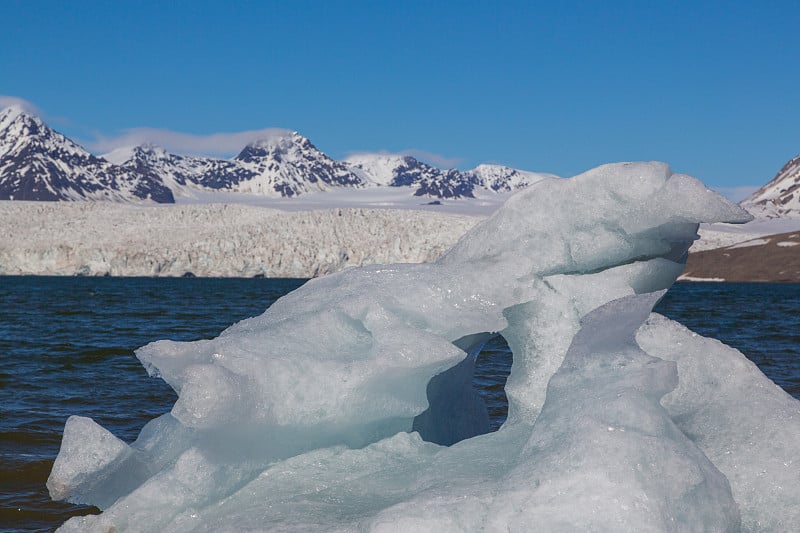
<box><xmin>1</xmin><ymin>277</ymin><xmax>798</xmax><ymax>532</ymax></box>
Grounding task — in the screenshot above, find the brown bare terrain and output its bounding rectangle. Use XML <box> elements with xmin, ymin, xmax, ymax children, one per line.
<box><xmin>683</xmin><ymin>231</ymin><xmax>800</xmax><ymax>282</ymax></box>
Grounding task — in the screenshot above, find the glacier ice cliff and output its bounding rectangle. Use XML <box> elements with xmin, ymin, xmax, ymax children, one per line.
<box><xmin>0</xmin><ymin>203</ymin><xmax>481</xmax><ymax>278</ymax></box>
<box><xmin>47</xmin><ymin>162</ymin><xmax>800</xmax><ymax>532</ymax></box>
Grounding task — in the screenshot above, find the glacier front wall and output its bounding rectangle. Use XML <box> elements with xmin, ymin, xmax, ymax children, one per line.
<box><xmin>47</xmin><ymin>162</ymin><xmax>799</xmax><ymax>532</ymax></box>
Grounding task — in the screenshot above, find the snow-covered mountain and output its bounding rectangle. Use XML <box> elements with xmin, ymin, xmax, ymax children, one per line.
<box><xmin>107</xmin><ymin>134</ymin><xmax>365</xmax><ymax>198</ymax></box>
<box><xmin>0</xmin><ymin>107</ymin><xmax>174</xmax><ymax>202</ymax></box>
<box><xmin>0</xmin><ymin>105</ymin><xmax>548</xmax><ymax>203</ymax></box>
<box><xmin>741</xmin><ymin>155</ymin><xmax>800</xmax><ymax>217</ymax></box>
<box><xmin>231</xmin><ymin>133</ymin><xmax>363</xmax><ymax>196</ymax></box>
<box><xmin>108</xmin><ymin>143</ymin><xmax>264</xmax><ymax>194</ymax></box>
<box><xmin>343</xmin><ymin>155</ymin><xmax>553</xmax><ymax>199</ymax></box>
<box><xmin>344</xmin><ymin>153</ymin><xmax>476</xmax><ymax>198</ymax></box>
<box><xmin>463</xmin><ymin>164</ymin><xmax>555</xmax><ymax>192</ymax></box>
<box><xmin>107</xmin><ymin>144</ymin><xmax>212</xmax><ymax>192</ymax></box>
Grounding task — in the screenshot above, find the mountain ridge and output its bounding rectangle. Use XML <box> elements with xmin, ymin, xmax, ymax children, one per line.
<box><xmin>0</xmin><ymin>106</ymin><xmax>552</xmax><ymax>203</ymax></box>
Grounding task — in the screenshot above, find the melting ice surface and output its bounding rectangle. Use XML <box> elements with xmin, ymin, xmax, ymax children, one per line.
<box><xmin>48</xmin><ymin>162</ymin><xmax>800</xmax><ymax>532</ymax></box>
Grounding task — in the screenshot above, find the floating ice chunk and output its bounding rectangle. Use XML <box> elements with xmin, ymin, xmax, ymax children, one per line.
<box><xmin>47</xmin><ymin>416</ymin><xmax>138</xmax><ymax>509</ymax></box>
<box><xmin>48</xmin><ymin>161</ymin><xmax>798</xmax><ymax>533</ymax></box>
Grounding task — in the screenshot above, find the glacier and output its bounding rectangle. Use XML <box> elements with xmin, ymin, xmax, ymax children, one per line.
<box><xmin>47</xmin><ymin>162</ymin><xmax>800</xmax><ymax>532</ymax></box>
<box><xmin>0</xmin><ymin>202</ymin><xmax>482</xmax><ymax>278</ymax></box>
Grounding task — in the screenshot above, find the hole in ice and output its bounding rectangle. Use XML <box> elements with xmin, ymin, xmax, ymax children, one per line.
<box><xmin>411</xmin><ymin>334</ymin><xmax>512</xmax><ymax>446</ymax></box>
<box><xmin>473</xmin><ymin>335</ymin><xmax>513</xmax><ymax>432</ymax></box>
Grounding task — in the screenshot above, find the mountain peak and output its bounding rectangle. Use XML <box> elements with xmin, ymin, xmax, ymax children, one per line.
<box><xmin>230</xmin><ymin>131</ymin><xmax>362</xmax><ymax>196</ymax></box>
<box><xmin>236</xmin><ymin>131</ymin><xmax>311</xmax><ymax>162</ymax></box>
<box><xmin>102</xmin><ymin>143</ymin><xmax>170</xmax><ymax>165</ymax></box>
<box><xmin>470</xmin><ymin>163</ymin><xmax>504</xmax><ymax>173</ymax></box>
<box><xmin>131</xmin><ymin>143</ymin><xmax>172</xmax><ymax>161</ymax></box>
<box><xmin>0</xmin><ymin>105</ymin><xmax>49</xmax><ymax>140</ymax></box>
<box><xmin>741</xmin><ymin>155</ymin><xmax>800</xmax><ymax>217</ymax></box>
<box><xmin>241</xmin><ymin>129</ymin><xmax>301</xmax><ymax>149</ymax></box>
<box><xmin>0</xmin><ymin>110</ymin><xmax>174</xmax><ymax>203</ymax></box>
<box><xmin>0</xmin><ymin>105</ymin><xmax>83</xmax><ymax>164</ymax></box>
<box><xmin>0</xmin><ymin>105</ymin><xmax>27</xmax><ymax>123</ymax></box>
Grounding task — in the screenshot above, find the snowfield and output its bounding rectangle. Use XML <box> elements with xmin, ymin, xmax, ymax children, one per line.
<box><xmin>0</xmin><ymin>201</ymin><xmax>481</xmax><ymax>278</ymax></box>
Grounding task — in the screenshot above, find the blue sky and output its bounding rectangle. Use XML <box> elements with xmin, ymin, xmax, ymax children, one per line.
<box><xmin>2</xmin><ymin>0</ymin><xmax>798</xmax><ymax>198</ymax></box>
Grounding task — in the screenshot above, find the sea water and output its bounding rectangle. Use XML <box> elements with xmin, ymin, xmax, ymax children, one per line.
<box><xmin>1</xmin><ymin>276</ymin><xmax>798</xmax><ymax>532</ymax></box>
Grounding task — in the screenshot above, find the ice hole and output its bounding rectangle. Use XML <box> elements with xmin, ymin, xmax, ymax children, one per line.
<box><xmin>411</xmin><ymin>333</ymin><xmax>512</xmax><ymax>445</ymax></box>
<box><xmin>473</xmin><ymin>335</ymin><xmax>513</xmax><ymax>431</ymax></box>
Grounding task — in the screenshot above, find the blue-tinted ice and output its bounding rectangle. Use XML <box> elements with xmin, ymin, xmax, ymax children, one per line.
<box><xmin>48</xmin><ymin>162</ymin><xmax>799</xmax><ymax>531</ymax></box>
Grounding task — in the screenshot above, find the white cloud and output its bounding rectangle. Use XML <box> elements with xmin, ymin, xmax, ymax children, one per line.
<box><xmin>85</xmin><ymin>127</ymin><xmax>295</xmax><ymax>158</ymax></box>
<box><xmin>0</xmin><ymin>95</ymin><xmax>42</xmax><ymax>115</ymax></box>
<box><xmin>713</xmin><ymin>185</ymin><xmax>760</xmax><ymax>203</ymax></box>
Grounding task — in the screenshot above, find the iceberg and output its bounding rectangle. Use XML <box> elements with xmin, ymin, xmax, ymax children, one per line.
<box><xmin>48</xmin><ymin>162</ymin><xmax>800</xmax><ymax>532</ymax></box>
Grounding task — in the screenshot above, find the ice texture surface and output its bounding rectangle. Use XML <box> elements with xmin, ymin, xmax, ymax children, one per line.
<box><xmin>48</xmin><ymin>162</ymin><xmax>799</xmax><ymax>532</ymax></box>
